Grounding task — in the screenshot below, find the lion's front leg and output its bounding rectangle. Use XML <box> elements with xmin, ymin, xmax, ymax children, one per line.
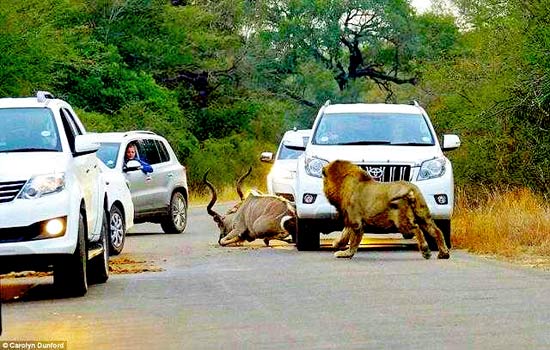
<box><xmin>334</xmin><ymin>225</ymin><xmax>363</xmax><ymax>258</ymax></box>
<box><xmin>332</xmin><ymin>227</ymin><xmax>351</xmax><ymax>250</ymax></box>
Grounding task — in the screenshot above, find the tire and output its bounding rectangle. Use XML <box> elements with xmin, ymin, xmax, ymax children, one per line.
<box><xmin>161</xmin><ymin>191</ymin><xmax>187</xmax><ymax>234</ymax></box>
<box><xmin>54</xmin><ymin>211</ymin><xmax>88</xmax><ymax>297</ymax></box>
<box><xmin>426</xmin><ymin>219</ymin><xmax>452</xmax><ymax>251</ymax></box>
<box><xmin>108</xmin><ymin>205</ymin><xmax>125</xmax><ymax>255</ymax></box>
<box><xmin>88</xmin><ymin>209</ymin><xmax>110</xmax><ymax>284</ymax></box>
<box><xmin>295</xmin><ymin>219</ymin><xmax>320</xmax><ymax>251</ymax></box>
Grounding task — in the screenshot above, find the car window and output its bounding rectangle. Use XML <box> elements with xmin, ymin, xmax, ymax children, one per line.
<box><xmin>97</xmin><ymin>142</ymin><xmax>121</xmax><ymax>169</ymax></box>
<box><xmin>137</xmin><ymin>139</ymin><xmax>162</xmax><ymax>165</ymax></box>
<box><xmin>155</xmin><ymin>140</ymin><xmax>170</xmax><ymax>163</ymax></box>
<box><xmin>0</xmin><ymin>108</ymin><xmax>62</xmax><ymax>152</ymax></box>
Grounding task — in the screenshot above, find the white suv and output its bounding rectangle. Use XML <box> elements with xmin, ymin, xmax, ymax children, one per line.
<box><xmin>290</xmin><ymin>101</ymin><xmax>461</xmax><ymax>250</ymax></box>
<box><xmin>95</xmin><ymin>131</ymin><xmax>189</xmax><ymax>234</ymax></box>
<box><xmin>0</xmin><ymin>91</ymin><xmax>110</xmax><ymax>297</ymax></box>
<box><xmin>261</xmin><ymin>129</ymin><xmax>311</xmax><ymax>202</ymax></box>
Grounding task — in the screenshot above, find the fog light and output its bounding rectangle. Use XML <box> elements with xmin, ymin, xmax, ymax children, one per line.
<box><xmin>303</xmin><ymin>193</ymin><xmax>317</xmax><ymax>204</ymax></box>
<box><xmin>44</xmin><ymin>218</ymin><xmax>65</xmax><ymax>236</ymax></box>
<box><xmin>434</xmin><ymin>194</ymin><xmax>448</xmax><ymax>205</ymax></box>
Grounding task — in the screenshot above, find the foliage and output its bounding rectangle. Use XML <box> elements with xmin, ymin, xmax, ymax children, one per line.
<box><xmin>0</xmin><ymin>0</ymin><xmax>549</xmax><ymax>196</ymax></box>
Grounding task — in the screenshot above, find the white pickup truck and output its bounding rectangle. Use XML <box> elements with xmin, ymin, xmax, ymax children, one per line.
<box><xmin>288</xmin><ymin>100</ymin><xmax>461</xmax><ymax>251</ymax></box>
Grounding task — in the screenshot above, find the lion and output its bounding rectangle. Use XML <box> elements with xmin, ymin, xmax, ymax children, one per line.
<box><xmin>322</xmin><ymin>159</ymin><xmax>450</xmax><ymax>259</ymax></box>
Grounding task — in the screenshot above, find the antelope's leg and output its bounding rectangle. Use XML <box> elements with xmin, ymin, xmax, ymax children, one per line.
<box><xmin>219</xmin><ymin>228</ymin><xmax>246</xmax><ymax>246</ymax></box>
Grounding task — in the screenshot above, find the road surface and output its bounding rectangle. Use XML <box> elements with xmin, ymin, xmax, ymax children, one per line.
<box><xmin>1</xmin><ymin>203</ymin><xmax>550</xmax><ymax>349</ymax></box>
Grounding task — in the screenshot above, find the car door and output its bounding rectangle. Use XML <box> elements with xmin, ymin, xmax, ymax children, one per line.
<box><xmin>59</xmin><ymin>108</ymin><xmax>101</xmax><ymax>233</ymax></box>
<box><xmin>125</xmin><ymin>139</ymin><xmax>164</xmax><ymax>214</ymax></box>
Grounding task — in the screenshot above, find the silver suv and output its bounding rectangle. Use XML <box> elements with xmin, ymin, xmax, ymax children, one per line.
<box><xmin>95</xmin><ymin>131</ymin><xmax>188</xmax><ymax>234</ymax></box>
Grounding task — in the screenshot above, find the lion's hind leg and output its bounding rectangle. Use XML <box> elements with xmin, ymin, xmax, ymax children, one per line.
<box><xmin>421</xmin><ymin>221</ymin><xmax>450</xmax><ymax>259</ymax></box>
<box><xmin>334</xmin><ymin>225</ymin><xmax>362</xmax><ymax>259</ymax></box>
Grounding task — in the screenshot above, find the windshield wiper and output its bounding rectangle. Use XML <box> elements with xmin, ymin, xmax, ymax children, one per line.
<box><xmin>337</xmin><ymin>141</ymin><xmax>392</xmax><ymax>145</ymax></box>
<box><xmin>390</xmin><ymin>142</ymin><xmax>433</xmax><ymax>146</ymax></box>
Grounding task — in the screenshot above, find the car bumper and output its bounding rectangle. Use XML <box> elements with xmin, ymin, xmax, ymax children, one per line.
<box><xmin>295</xmin><ymin>167</ymin><xmax>454</xmax><ymax>221</ymax></box>
<box><xmin>0</xmin><ymin>190</ymin><xmax>79</xmax><ymax>258</ymax></box>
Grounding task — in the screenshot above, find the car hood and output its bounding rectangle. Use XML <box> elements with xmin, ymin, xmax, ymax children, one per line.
<box><xmin>305</xmin><ymin>145</ymin><xmax>444</xmax><ymax>166</ymax></box>
<box><xmin>0</xmin><ymin>152</ymin><xmax>68</xmax><ymax>181</ymax></box>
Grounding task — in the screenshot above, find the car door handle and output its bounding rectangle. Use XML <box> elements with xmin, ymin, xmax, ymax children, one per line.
<box><xmin>167</xmin><ymin>173</ymin><xmax>174</xmax><ymax>178</ymax></box>
<box><xmin>145</xmin><ymin>175</ymin><xmax>152</xmax><ymax>182</ymax></box>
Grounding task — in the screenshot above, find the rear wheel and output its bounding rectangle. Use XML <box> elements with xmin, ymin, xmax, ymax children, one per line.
<box><xmin>161</xmin><ymin>191</ymin><xmax>187</xmax><ymax>234</ymax></box>
<box><xmin>295</xmin><ymin>219</ymin><xmax>320</xmax><ymax>251</ymax></box>
<box><xmin>54</xmin><ymin>211</ymin><xmax>88</xmax><ymax>297</ymax></box>
<box><xmin>108</xmin><ymin>205</ymin><xmax>125</xmax><ymax>255</ymax></box>
<box><xmin>426</xmin><ymin>219</ymin><xmax>452</xmax><ymax>251</ymax></box>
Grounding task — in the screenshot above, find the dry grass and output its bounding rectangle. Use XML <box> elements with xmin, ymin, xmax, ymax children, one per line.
<box><xmin>453</xmin><ymin>187</ymin><xmax>550</xmax><ymax>268</ymax></box>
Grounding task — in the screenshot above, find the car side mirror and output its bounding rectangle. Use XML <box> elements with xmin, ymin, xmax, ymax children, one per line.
<box><xmin>284</xmin><ymin>138</ymin><xmax>306</xmax><ymax>151</ymax></box>
<box><xmin>74</xmin><ymin>134</ymin><xmax>100</xmax><ymax>156</ymax></box>
<box><xmin>442</xmin><ymin>134</ymin><xmax>461</xmax><ymax>151</ymax></box>
<box><xmin>123</xmin><ymin>159</ymin><xmax>142</xmax><ymax>172</ymax></box>
<box><xmin>260</xmin><ymin>152</ymin><xmax>274</xmax><ymax>163</ymax></box>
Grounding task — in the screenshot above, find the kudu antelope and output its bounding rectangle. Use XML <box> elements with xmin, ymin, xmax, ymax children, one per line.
<box><xmin>204</xmin><ymin>169</ymin><xmax>297</xmax><ymax>246</ymax></box>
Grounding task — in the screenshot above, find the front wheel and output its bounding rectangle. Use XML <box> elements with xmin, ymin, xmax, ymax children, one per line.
<box><xmin>161</xmin><ymin>191</ymin><xmax>187</xmax><ymax>234</ymax></box>
<box><xmin>88</xmin><ymin>209</ymin><xmax>109</xmax><ymax>284</ymax></box>
<box><xmin>295</xmin><ymin>219</ymin><xmax>320</xmax><ymax>251</ymax></box>
<box><xmin>54</xmin><ymin>211</ymin><xmax>88</xmax><ymax>297</ymax></box>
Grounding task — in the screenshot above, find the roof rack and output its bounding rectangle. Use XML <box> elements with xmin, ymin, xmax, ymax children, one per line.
<box><xmin>122</xmin><ymin>130</ymin><xmax>157</xmax><ymax>137</ymax></box>
<box><xmin>324</xmin><ymin>100</ymin><xmax>331</xmax><ymax>107</ymax></box>
<box><xmin>36</xmin><ymin>91</ymin><xmax>54</xmax><ymax>103</ymax></box>
<box><xmin>409</xmin><ymin>100</ymin><xmax>421</xmax><ymax>107</ymax></box>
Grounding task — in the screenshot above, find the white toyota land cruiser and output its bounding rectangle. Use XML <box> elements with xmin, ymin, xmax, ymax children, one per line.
<box><xmin>289</xmin><ymin>100</ymin><xmax>461</xmax><ymax>251</ymax></box>
<box><xmin>0</xmin><ymin>91</ymin><xmax>110</xmax><ymax>297</ymax></box>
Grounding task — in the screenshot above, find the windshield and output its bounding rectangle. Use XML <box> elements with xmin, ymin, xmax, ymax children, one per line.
<box><xmin>0</xmin><ymin>108</ymin><xmax>62</xmax><ymax>152</ymax></box>
<box><xmin>312</xmin><ymin>113</ymin><xmax>434</xmax><ymax>146</ymax></box>
<box><xmin>97</xmin><ymin>142</ymin><xmax>121</xmax><ymax>169</ymax></box>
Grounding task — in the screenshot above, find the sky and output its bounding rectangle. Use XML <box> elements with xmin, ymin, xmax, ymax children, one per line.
<box><xmin>411</xmin><ymin>0</ymin><xmax>432</xmax><ymax>13</ymax></box>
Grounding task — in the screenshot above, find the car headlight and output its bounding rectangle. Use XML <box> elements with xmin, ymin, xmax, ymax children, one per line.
<box><xmin>305</xmin><ymin>156</ymin><xmax>329</xmax><ymax>178</ymax></box>
<box><xmin>18</xmin><ymin>173</ymin><xmax>65</xmax><ymax>199</ymax></box>
<box><xmin>417</xmin><ymin>158</ymin><xmax>446</xmax><ymax>181</ymax></box>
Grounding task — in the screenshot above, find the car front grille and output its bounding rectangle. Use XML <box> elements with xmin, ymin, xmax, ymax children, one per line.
<box><xmin>359</xmin><ymin>164</ymin><xmax>411</xmax><ymax>182</ymax></box>
<box><xmin>0</xmin><ymin>180</ymin><xmax>26</xmax><ymax>203</ymax></box>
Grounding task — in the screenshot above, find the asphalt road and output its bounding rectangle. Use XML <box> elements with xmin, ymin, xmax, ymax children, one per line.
<box><xmin>1</xmin><ymin>203</ymin><xmax>550</xmax><ymax>349</ymax></box>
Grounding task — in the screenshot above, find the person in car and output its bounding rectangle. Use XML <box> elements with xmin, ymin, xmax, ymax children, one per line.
<box><xmin>124</xmin><ymin>143</ymin><xmax>153</xmax><ymax>173</ymax></box>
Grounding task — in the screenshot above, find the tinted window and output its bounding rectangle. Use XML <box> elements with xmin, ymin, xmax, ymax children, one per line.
<box><xmin>97</xmin><ymin>142</ymin><xmax>121</xmax><ymax>168</ymax></box>
<box><xmin>137</xmin><ymin>139</ymin><xmax>162</xmax><ymax>165</ymax></box>
<box><xmin>0</xmin><ymin>108</ymin><xmax>61</xmax><ymax>152</ymax></box>
<box><xmin>156</xmin><ymin>140</ymin><xmax>170</xmax><ymax>163</ymax></box>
